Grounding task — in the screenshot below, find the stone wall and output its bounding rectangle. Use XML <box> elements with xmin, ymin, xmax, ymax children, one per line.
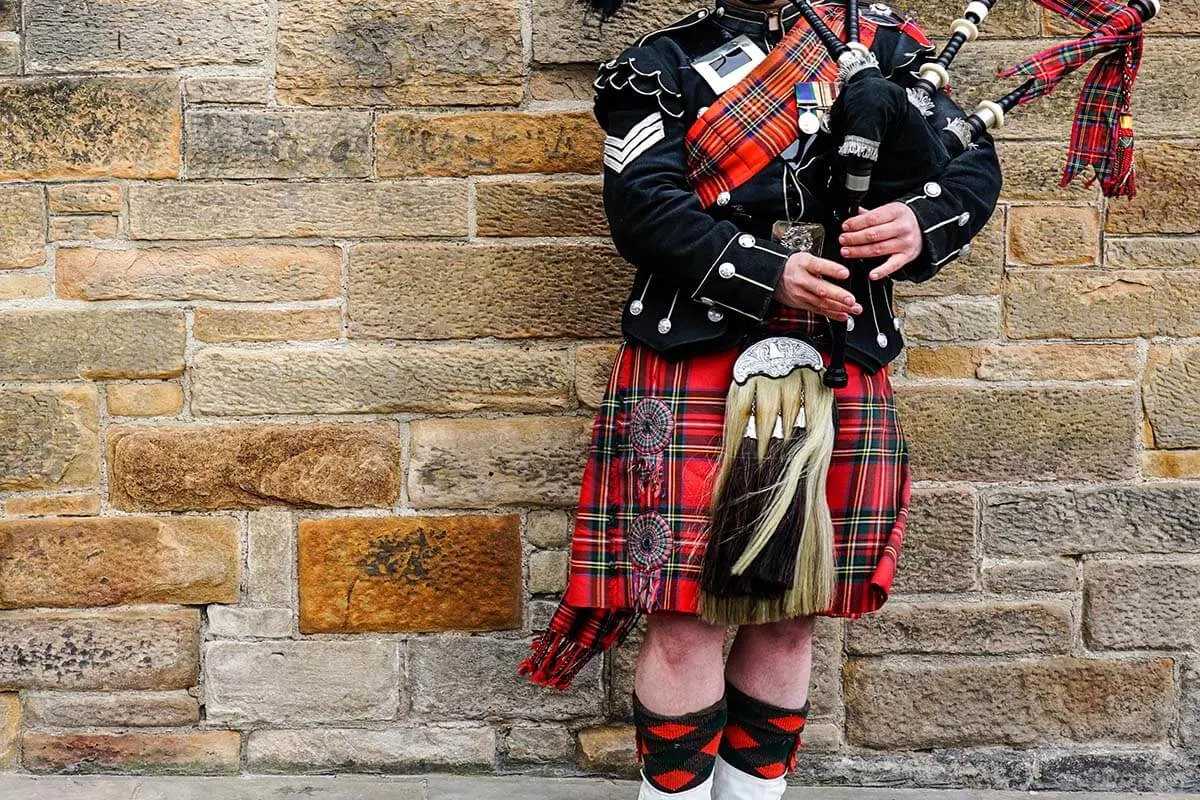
<box><xmin>0</xmin><ymin>0</ymin><xmax>1197</xmax><ymax>789</ymax></box>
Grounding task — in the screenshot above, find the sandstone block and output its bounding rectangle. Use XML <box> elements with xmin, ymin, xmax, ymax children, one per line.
<box><xmin>576</xmin><ymin>342</ymin><xmax>621</xmax><ymax>408</ymax></box>
<box><xmin>476</xmin><ymin>177</ymin><xmax>607</xmax><ymax>237</ymax></box>
<box><xmin>247</xmin><ymin>727</ymin><xmax>494</xmax><ymax>773</ymax></box>
<box><xmin>108</xmin><ymin>422</ymin><xmax>401</xmax><ymax>511</ymax></box>
<box><xmin>206</xmin><ymin>607</ymin><xmax>292</xmax><ymax>639</ymax></box>
<box><xmin>246</xmin><ymin>511</ymin><xmax>294</xmax><ymax>608</ymax></box>
<box><xmin>983</xmin><ymin>560</ymin><xmax>1079</xmax><ymax>594</ymax></box>
<box><xmin>902</xmin><ymin>0</ymin><xmax>1040</xmax><ymax>36</ymax></box>
<box><xmin>808</xmin><ymin>616</ymin><xmax>845</xmax><ymax>720</ymax></box>
<box><xmin>0</xmin><ymin>185</ymin><xmax>46</xmax><ymax>268</ymax></box>
<box><xmin>184</xmin><ymin>76</ymin><xmax>272</xmax><ymax>105</ymax></box>
<box><xmin>0</xmin><ymin>516</ymin><xmax>239</xmax><ymax>608</ymax></box>
<box><xmin>187</xmin><ymin>109</ymin><xmax>372</xmax><ymax>179</ymax></box>
<box><xmin>23</xmin><ymin>690</ymin><xmax>199</xmax><ymax>728</ymax></box>
<box><xmin>26</xmin><ymin>0</ymin><xmax>271</xmax><ymax>71</ymax></box>
<box><xmin>577</xmin><ymin>725</ymin><xmax>636</xmax><ymax>772</ymax></box>
<box><xmin>975</xmin><ymin>344</ymin><xmax>1138</xmax><ymax>381</ymax></box>
<box><xmin>377</xmin><ymin>111</ymin><xmax>601</xmax><ymax>178</ymax></box>
<box><xmin>1106</xmin><ymin>236</ymin><xmax>1200</xmax><ymax>268</ymax></box>
<box><xmin>408</xmin><ymin>416</ymin><xmax>591</xmax><ymax>508</ymax></box>
<box><xmin>0</xmin><ymin>694</ymin><xmax>16</xmax><ymax>768</ymax></box>
<box><xmin>505</xmin><ymin>723</ymin><xmax>574</xmax><ymax>764</ymax></box>
<box><xmin>0</xmin><ymin>385</ymin><xmax>98</xmax><ymax>492</ymax></box>
<box><xmin>896</xmin><ymin>385</ymin><xmax>1137</xmax><ymax>481</ymax></box>
<box><xmin>530</xmin><ymin>66</ymin><xmax>597</xmax><ymax>101</ymax></box>
<box><xmin>900</xmin><ymin>295</ymin><xmax>1001</xmax><ymax>342</ymax></box>
<box><xmin>0</xmin><ymin>77</ymin><xmax>179</xmax><ymax>180</ymax></box>
<box><xmin>349</xmin><ymin>242</ymin><xmax>624</xmax><ymax>340</ymax></box>
<box><xmin>984</xmin><ymin>484</ymin><xmax>1200</xmax><ymax>556</ymax></box>
<box><xmin>204</xmin><ymin>640</ymin><xmax>400</xmax><ymax>725</ymax></box>
<box><xmin>22</xmin><ymin>730</ymin><xmax>239</xmax><ymax>774</ymax></box>
<box><xmin>191</xmin><ymin>344</ymin><xmax>571</xmax><ymax>415</ymax></box>
<box><xmin>277</xmin><ymin>0</ymin><xmax>523</xmax><ymax>106</ymax></box>
<box><xmin>128</xmin><ymin>181</ymin><xmax>466</xmax><ymax>240</ymax></box>
<box><xmin>533</xmin><ymin>0</ymin><xmax>697</xmax><ymax>64</ymax></box>
<box><xmin>105</xmin><ymin>383</ymin><xmax>184</xmax><ymax>417</ymax></box>
<box><xmin>0</xmin><ymin>272</ymin><xmax>49</xmax><ymax>299</ymax></box>
<box><xmin>526</xmin><ymin>510</ymin><xmax>571</xmax><ymax>550</ymax></box>
<box><xmin>297</xmin><ymin>515</ymin><xmax>522</xmax><ymax>634</ymax></box>
<box><xmin>1143</xmin><ymin>449</ymin><xmax>1200</xmax><ymax>479</ymax></box>
<box><xmin>0</xmin><ymin>607</ymin><xmax>198</xmax><ymax>689</ymax></box>
<box><xmin>844</xmin><ymin>656</ymin><xmax>1173</xmax><ymax>749</ymax></box>
<box><xmin>1107</xmin><ymin>141</ymin><xmax>1200</xmax><ymax>234</ymax></box>
<box><xmin>1007</xmin><ymin>205</ymin><xmax>1100</xmax><ymax>266</ymax></box>
<box><xmin>1085</xmin><ymin>559</ymin><xmax>1200</xmax><ymax>649</ymax></box>
<box><xmin>1005</xmin><ymin>269</ymin><xmax>1200</xmax><ymax>338</ymax></box>
<box><xmin>0</xmin><ymin>308</ymin><xmax>184</xmax><ymax>380</ymax></box>
<box><xmin>4</xmin><ymin>494</ymin><xmax>101</xmax><ymax>517</ymax></box>
<box><xmin>891</xmin><ymin>488</ymin><xmax>977</xmax><ymax>595</ymax></box>
<box><xmin>57</xmin><ymin>244</ymin><xmax>341</xmax><ymax>301</ymax></box>
<box><xmin>996</xmin><ymin>141</ymin><xmax>1097</xmax><ymax>201</ymax></box>
<box><xmin>48</xmin><ymin>215</ymin><xmax>119</xmax><ymax>241</ymax></box>
<box><xmin>47</xmin><ymin>182</ymin><xmax>122</xmax><ymax>213</ymax></box>
<box><xmin>903</xmin><ymin>346</ymin><xmax>979</xmax><ymax>379</ymax></box>
<box><xmin>1144</xmin><ymin>343</ymin><xmax>1200</xmax><ymax>448</ymax></box>
<box><xmin>529</xmin><ymin>550</ymin><xmax>569</xmax><ymax>595</ymax></box>
<box><xmin>193</xmin><ymin>308</ymin><xmax>342</xmax><ymax>343</ymax></box>
<box><xmin>846</xmin><ymin>600</ymin><xmax>1072</xmax><ymax>655</ymax></box>
<box><xmin>409</xmin><ymin>636</ymin><xmax>603</xmax><ymax>720</ymax></box>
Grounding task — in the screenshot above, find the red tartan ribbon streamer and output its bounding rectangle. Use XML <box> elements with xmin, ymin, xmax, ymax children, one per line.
<box><xmin>999</xmin><ymin>0</ymin><xmax>1145</xmax><ymax>197</ymax></box>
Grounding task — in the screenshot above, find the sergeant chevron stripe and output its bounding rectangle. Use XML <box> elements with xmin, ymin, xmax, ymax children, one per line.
<box><xmin>603</xmin><ymin>111</ymin><xmax>665</xmax><ymax>173</ymax></box>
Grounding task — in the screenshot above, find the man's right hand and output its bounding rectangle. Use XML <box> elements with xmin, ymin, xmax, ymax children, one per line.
<box><xmin>773</xmin><ymin>251</ymin><xmax>862</xmax><ymax>322</ymax></box>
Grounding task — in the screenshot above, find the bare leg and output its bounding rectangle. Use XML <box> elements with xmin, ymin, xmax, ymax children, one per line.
<box><xmin>723</xmin><ymin>614</ymin><xmax>815</xmax><ymax>707</ymax></box>
<box><xmin>633</xmin><ymin>611</ymin><xmax>729</xmax><ymax>714</ymax></box>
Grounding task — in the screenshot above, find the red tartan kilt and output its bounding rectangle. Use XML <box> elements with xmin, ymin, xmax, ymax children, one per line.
<box><xmin>563</xmin><ymin>306</ymin><xmax>911</xmax><ymax>620</ymax></box>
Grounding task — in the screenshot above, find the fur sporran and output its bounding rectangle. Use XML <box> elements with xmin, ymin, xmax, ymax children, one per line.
<box><xmin>699</xmin><ymin>337</ymin><xmax>837</xmax><ymax>625</ymax></box>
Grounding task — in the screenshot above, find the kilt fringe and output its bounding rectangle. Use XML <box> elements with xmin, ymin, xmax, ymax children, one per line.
<box><xmin>517</xmin><ymin>604</ymin><xmax>640</xmax><ymax>690</ymax></box>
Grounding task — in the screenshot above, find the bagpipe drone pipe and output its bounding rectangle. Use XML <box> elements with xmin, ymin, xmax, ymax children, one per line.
<box><xmin>793</xmin><ymin>0</ymin><xmax>1160</xmax><ymax>389</ymax></box>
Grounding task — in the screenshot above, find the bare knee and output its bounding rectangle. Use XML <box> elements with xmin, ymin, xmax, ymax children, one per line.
<box><xmin>739</xmin><ymin>613</ymin><xmax>815</xmax><ymax>653</ymax></box>
<box><xmin>644</xmin><ymin>612</ymin><xmax>726</xmax><ymax>670</ymax></box>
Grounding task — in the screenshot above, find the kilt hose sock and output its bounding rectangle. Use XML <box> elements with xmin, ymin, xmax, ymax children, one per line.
<box><xmin>632</xmin><ymin>690</ymin><xmax>727</xmax><ymax>797</ymax></box>
<box><xmin>715</xmin><ymin>679</ymin><xmax>810</xmax><ymax>796</ymax></box>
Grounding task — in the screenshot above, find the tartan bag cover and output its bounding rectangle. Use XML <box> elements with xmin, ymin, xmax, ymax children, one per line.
<box><xmin>519</xmin><ymin>308</ymin><xmax>910</xmax><ymax>690</ymax></box>
<box><xmin>684</xmin><ymin>5</ymin><xmax>931</xmax><ymax>209</ymax></box>
<box><xmin>999</xmin><ymin>0</ymin><xmax>1146</xmax><ymax>197</ymax></box>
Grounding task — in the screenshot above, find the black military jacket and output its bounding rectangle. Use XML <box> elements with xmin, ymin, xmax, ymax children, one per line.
<box><xmin>596</xmin><ymin>0</ymin><xmax>1003</xmax><ymax>366</ymax></box>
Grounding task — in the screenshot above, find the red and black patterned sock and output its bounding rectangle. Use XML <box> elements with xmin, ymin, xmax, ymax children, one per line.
<box><xmin>718</xmin><ymin>680</ymin><xmax>810</xmax><ymax>780</ymax></box>
<box><xmin>632</xmin><ymin>690</ymin><xmax>727</xmax><ymax>793</ymax></box>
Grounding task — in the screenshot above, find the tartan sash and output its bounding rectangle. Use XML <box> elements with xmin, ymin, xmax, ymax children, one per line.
<box><xmin>1000</xmin><ymin>0</ymin><xmax>1145</xmax><ymax>197</ymax></box>
<box><xmin>684</xmin><ymin>5</ymin><xmax>879</xmax><ymax>209</ymax></box>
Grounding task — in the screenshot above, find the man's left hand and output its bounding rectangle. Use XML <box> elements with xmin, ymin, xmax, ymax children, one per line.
<box><xmin>838</xmin><ymin>202</ymin><xmax>922</xmax><ymax>281</ymax></box>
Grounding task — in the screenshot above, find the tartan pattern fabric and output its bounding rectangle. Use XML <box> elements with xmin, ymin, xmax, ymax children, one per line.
<box><xmin>633</xmin><ymin>691</ymin><xmax>727</xmax><ymax>792</ymax></box>
<box><xmin>518</xmin><ymin>303</ymin><xmax>910</xmax><ymax>690</ymax></box>
<box><xmin>999</xmin><ymin>0</ymin><xmax>1146</xmax><ymax>197</ymax></box>
<box><xmin>718</xmin><ymin>681</ymin><xmax>811</xmax><ymax>779</ymax></box>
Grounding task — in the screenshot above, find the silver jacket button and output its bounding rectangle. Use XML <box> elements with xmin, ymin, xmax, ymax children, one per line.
<box><xmin>960</xmin><ymin>243</ymin><xmax>972</xmax><ymax>255</ymax></box>
<box><xmin>958</xmin><ymin>211</ymin><xmax>970</xmax><ymax>225</ymax></box>
<box><xmin>923</xmin><ymin>181</ymin><xmax>942</xmax><ymax>198</ymax></box>
<box><xmin>657</xmin><ymin>317</ymin><xmax>672</xmax><ymax>334</ymax></box>
<box><xmin>718</xmin><ymin>262</ymin><xmax>736</xmax><ymax>279</ymax></box>
<box><xmin>629</xmin><ymin>299</ymin><xmax>644</xmax><ymax>316</ymax></box>
<box><xmin>737</xmin><ymin>234</ymin><xmax>756</xmax><ymax>248</ymax></box>
<box><xmin>716</xmin><ymin>191</ymin><xmax>731</xmax><ymax>206</ymax></box>
<box><xmin>707</xmin><ymin>308</ymin><xmax>725</xmax><ymax>323</ymax></box>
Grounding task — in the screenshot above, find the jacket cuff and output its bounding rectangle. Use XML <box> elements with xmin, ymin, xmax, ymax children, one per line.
<box><xmin>894</xmin><ymin>179</ymin><xmax>973</xmax><ymax>283</ymax></box>
<box><xmin>690</xmin><ymin>232</ymin><xmax>789</xmax><ymax>322</ymax></box>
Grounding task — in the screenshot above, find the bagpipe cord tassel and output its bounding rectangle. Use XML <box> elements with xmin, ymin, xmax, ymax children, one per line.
<box><xmin>518</xmin><ymin>610</ymin><xmax>640</xmax><ymax>690</ymax></box>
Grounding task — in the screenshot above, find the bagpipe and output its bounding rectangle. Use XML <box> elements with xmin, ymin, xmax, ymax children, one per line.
<box><xmin>696</xmin><ymin>0</ymin><xmax>1161</xmax><ymax>624</ymax></box>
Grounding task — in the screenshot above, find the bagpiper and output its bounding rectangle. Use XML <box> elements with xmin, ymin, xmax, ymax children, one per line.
<box><xmin>519</xmin><ymin>0</ymin><xmax>1004</xmax><ymax>798</ymax></box>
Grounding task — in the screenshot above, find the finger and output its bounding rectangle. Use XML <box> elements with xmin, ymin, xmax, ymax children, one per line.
<box><xmin>842</xmin><ymin>236</ymin><xmax>907</xmax><ymax>260</ymax></box>
<box><xmin>841</xmin><ymin>205</ymin><xmax>895</xmax><ymax>232</ymax></box>
<box><xmin>802</xmin><ymin>255</ymin><xmax>850</xmax><ymax>281</ymax></box>
<box><xmin>839</xmin><ymin>220</ymin><xmax>906</xmax><ymax>248</ymax></box>
<box><xmin>804</xmin><ymin>279</ymin><xmax>862</xmax><ymax>314</ymax></box>
<box><xmin>870</xmin><ymin>253</ymin><xmax>911</xmax><ymax>281</ymax></box>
